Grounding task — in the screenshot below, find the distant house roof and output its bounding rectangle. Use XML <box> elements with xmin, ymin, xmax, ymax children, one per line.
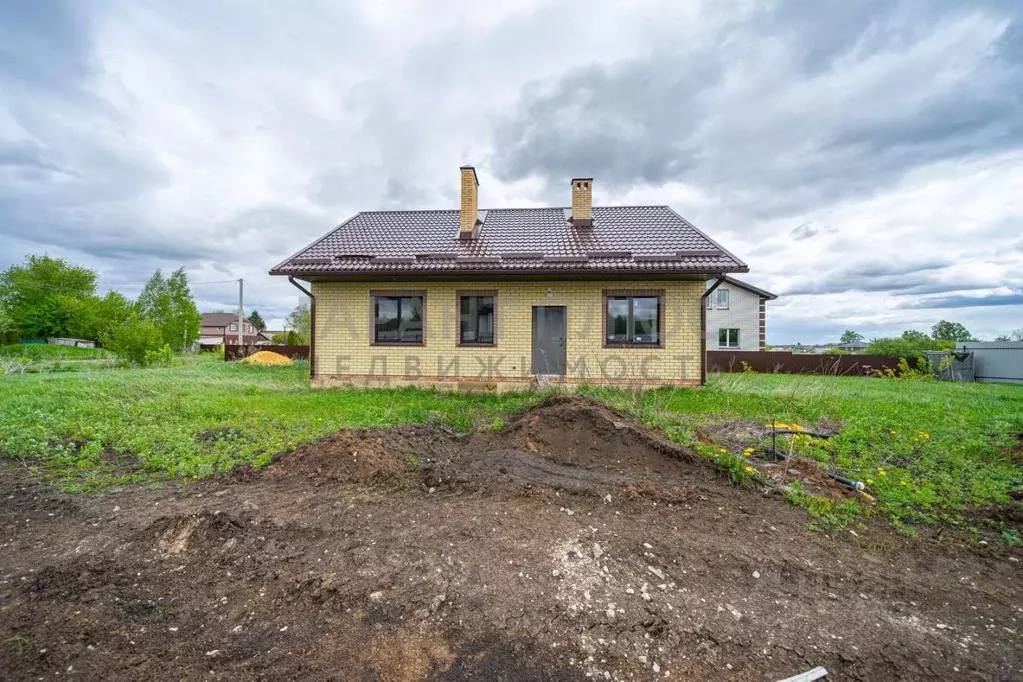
<box><xmin>712</xmin><ymin>275</ymin><xmax>777</xmax><ymax>300</ymax></box>
<box><xmin>270</xmin><ymin>206</ymin><xmax>747</xmax><ymax>278</ymax></box>
<box><xmin>838</xmin><ymin>340</ymin><xmax>869</xmax><ymax>349</ymax></box>
<box><xmin>201</xmin><ymin>313</ymin><xmax>255</xmax><ymax>328</ymax></box>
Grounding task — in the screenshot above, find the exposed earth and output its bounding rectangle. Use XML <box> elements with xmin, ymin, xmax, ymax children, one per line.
<box><xmin>1</xmin><ymin>397</ymin><xmax>1021</xmax><ymax>680</ymax></box>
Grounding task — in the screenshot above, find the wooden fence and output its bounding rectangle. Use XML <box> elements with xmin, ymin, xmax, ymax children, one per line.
<box><xmin>225</xmin><ymin>344</ymin><xmax>310</xmax><ymax>361</ymax></box>
<box><xmin>707</xmin><ymin>350</ymin><xmax>902</xmax><ymax>376</ymax></box>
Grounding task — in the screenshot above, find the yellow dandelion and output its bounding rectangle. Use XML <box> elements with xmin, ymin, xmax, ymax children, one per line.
<box><xmin>743</xmin><ymin>447</ymin><xmax>755</xmax><ymax>456</ymax></box>
<box><xmin>717</xmin><ymin>447</ymin><xmax>728</xmax><ymax>453</ymax></box>
<box><xmin>866</xmin><ymin>479</ymin><xmax>874</xmax><ymax>485</ymax></box>
<box><xmin>743</xmin><ymin>466</ymin><xmax>755</xmax><ymax>473</ymax></box>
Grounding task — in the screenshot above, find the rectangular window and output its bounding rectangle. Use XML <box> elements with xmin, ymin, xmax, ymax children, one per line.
<box><xmin>373</xmin><ymin>295</ymin><xmax>424</xmax><ymax>344</ymax></box>
<box><xmin>229</xmin><ymin>322</ymin><xmax>238</xmax><ymax>331</ymax></box>
<box><xmin>716</xmin><ymin>288</ymin><xmax>729</xmax><ymax>309</ymax></box>
<box><xmin>706</xmin><ymin>295</ymin><xmax>712</xmax><ymax>310</ymax></box>
<box><xmin>605</xmin><ymin>294</ymin><xmax>661</xmax><ymax>346</ymax></box>
<box><xmin>459</xmin><ymin>294</ymin><xmax>495</xmax><ymax>345</ymax></box>
<box><xmin>718</xmin><ymin>328</ymin><xmax>740</xmax><ymax>348</ymax></box>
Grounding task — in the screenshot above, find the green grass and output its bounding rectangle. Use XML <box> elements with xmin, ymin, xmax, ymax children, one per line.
<box><xmin>0</xmin><ymin>357</ymin><xmax>536</xmax><ymax>489</ymax></box>
<box><xmin>0</xmin><ymin>360</ymin><xmax>1020</xmax><ymax>533</ymax></box>
<box><xmin>1</xmin><ymin>343</ymin><xmax>111</xmax><ymax>361</ymax></box>
<box><xmin>582</xmin><ymin>373</ymin><xmax>1023</xmax><ymax>528</ymax></box>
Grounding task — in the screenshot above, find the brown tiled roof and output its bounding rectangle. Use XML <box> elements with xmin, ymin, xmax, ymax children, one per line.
<box><xmin>719</xmin><ymin>276</ymin><xmax>778</xmax><ymax>300</ymax></box>
<box><xmin>270</xmin><ymin>206</ymin><xmax>747</xmax><ymax>278</ymax></box>
<box><xmin>201</xmin><ymin>313</ymin><xmax>255</xmax><ymax>328</ymax></box>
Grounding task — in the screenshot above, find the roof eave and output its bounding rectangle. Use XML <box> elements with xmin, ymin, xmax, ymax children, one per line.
<box><xmin>720</xmin><ymin>275</ymin><xmax>778</xmax><ymax>300</ymax></box>
<box><xmin>270</xmin><ymin>264</ymin><xmax>749</xmax><ymax>280</ymax></box>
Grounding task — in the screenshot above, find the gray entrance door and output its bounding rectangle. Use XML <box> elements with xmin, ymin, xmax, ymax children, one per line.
<box><xmin>532</xmin><ymin>306</ymin><xmax>566</xmax><ymax>376</ymax></box>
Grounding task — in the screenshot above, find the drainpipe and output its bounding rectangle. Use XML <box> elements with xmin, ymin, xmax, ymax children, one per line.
<box><xmin>288</xmin><ymin>277</ymin><xmax>316</xmax><ymax>380</ymax></box>
<box><xmin>701</xmin><ymin>277</ymin><xmax>726</xmax><ymax>386</ymax></box>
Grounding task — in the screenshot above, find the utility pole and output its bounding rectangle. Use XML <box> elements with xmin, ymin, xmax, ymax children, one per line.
<box><xmin>237</xmin><ymin>279</ymin><xmax>244</xmax><ymax>346</ymax></box>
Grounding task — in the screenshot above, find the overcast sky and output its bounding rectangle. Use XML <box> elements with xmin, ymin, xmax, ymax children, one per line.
<box><xmin>2</xmin><ymin>0</ymin><xmax>1021</xmax><ymax>342</ymax></box>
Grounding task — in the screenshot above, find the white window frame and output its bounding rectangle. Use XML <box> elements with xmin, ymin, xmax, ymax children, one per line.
<box><xmin>229</xmin><ymin>322</ymin><xmax>238</xmax><ymax>332</ymax></box>
<box><xmin>716</xmin><ymin>288</ymin><xmax>729</xmax><ymax>309</ymax></box>
<box><xmin>718</xmin><ymin>328</ymin><xmax>740</xmax><ymax>348</ymax></box>
<box><xmin>705</xmin><ymin>296</ymin><xmax>712</xmax><ymax>310</ymax></box>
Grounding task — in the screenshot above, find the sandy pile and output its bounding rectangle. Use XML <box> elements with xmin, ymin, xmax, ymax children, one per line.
<box><xmin>241</xmin><ymin>350</ymin><xmax>293</xmax><ymax>366</ymax></box>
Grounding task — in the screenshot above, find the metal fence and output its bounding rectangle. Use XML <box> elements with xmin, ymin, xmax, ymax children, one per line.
<box><xmin>961</xmin><ymin>341</ymin><xmax>1023</xmax><ymax>384</ymax></box>
<box><xmin>707</xmin><ymin>350</ymin><xmax>901</xmax><ymax>376</ymax></box>
<box><xmin>224</xmin><ymin>344</ymin><xmax>310</xmax><ymax>361</ymax></box>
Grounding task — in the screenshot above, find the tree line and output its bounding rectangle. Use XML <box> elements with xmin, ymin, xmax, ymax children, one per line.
<box><xmin>836</xmin><ymin>320</ymin><xmax>1022</xmax><ymax>360</ymax></box>
<box><xmin>0</xmin><ymin>255</ymin><xmax>201</xmax><ymax>366</ymax></box>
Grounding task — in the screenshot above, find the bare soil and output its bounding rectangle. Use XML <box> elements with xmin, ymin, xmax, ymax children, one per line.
<box><xmin>1</xmin><ymin>396</ymin><xmax>1021</xmax><ymax>681</ymax></box>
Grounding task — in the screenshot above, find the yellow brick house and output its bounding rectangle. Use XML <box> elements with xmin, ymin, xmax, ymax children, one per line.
<box><xmin>270</xmin><ymin>167</ymin><xmax>748</xmax><ymax>390</ymax></box>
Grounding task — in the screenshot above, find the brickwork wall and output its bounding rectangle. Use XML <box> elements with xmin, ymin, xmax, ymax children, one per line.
<box><xmin>311</xmin><ymin>279</ymin><xmax>703</xmax><ymax>389</ymax></box>
<box><xmin>705</xmin><ymin>283</ymin><xmax>764</xmax><ymax>352</ymax></box>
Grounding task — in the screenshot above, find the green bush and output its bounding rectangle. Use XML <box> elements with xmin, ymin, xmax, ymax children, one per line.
<box><xmin>144</xmin><ymin>344</ymin><xmax>175</xmax><ymax>367</ymax></box>
<box><xmin>867</xmin><ymin>332</ymin><xmax>953</xmax><ymax>362</ymax></box>
<box><xmin>101</xmin><ymin>317</ymin><xmax>164</xmax><ymax>366</ymax></box>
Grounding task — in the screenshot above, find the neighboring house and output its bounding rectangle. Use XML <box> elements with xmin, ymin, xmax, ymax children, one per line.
<box><xmin>262</xmin><ymin>330</ymin><xmax>287</xmax><ymax>345</ymax></box>
<box><xmin>199</xmin><ymin>313</ymin><xmax>269</xmax><ymax>347</ymax></box>
<box><xmin>270</xmin><ymin>167</ymin><xmax>748</xmax><ymax>390</ymax></box>
<box><xmin>838</xmin><ymin>340</ymin><xmax>869</xmax><ymax>351</ymax></box>
<box><xmin>705</xmin><ymin>276</ymin><xmax>777</xmax><ymax>351</ymax></box>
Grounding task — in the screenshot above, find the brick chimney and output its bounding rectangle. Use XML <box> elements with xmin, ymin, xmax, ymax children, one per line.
<box><xmin>571</xmin><ymin>178</ymin><xmax>593</xmax><ymax>226</ymax></box>
<box><xmin>459</xmin><ymin>166</ymin><xmax>479</xmax><ymax>239</ymax></box>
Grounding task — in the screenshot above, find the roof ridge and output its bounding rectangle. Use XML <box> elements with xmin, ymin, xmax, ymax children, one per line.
<box><xmin>355</xmin><ymin>204</ymin><xmax>671</xmax><ymax>214</ymax></box>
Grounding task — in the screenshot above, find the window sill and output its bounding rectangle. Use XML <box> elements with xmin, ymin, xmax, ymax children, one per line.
<box><xmin>457</xmin><ymin>342</ymin><xmax>497</xmax><ymax>348</ymax></box>
<box><xmin>371</xmin><ymin>341</ymin><xmax>425</xmax><ymax>347</ymax></box>
<box><xmin>604</xmin><ymin>342</ymin><xmax>664</xmax><ymax>349</ymax></box>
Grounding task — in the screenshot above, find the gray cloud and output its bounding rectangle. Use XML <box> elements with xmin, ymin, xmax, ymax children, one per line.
<box><xmin>789</xmin><ymin>222</ymin><xmax>837</xmax><ymax>241</ymax></box>
<box><xmin>492</xmin><ymin>0</ymin><xmax>1023</xmax><ymax>219</ymax></box>
<box><xmin>0</xmin><ymin>1</ymin><xmax>92</xmax><ymax>91</ymax></box>
<box><xmin>780</xmin><ymin>260</ymin><xmax>956</xmax><ymax>296</ymax></box>
<box><xmin>899</xmin><ymin>292</ymin><xmax>1023</xmax><ymax>309</ymax></box>
<box><xmin>0</xmin><ymin>140</ymin><xmax>74</xmax><ymax>176</ymax></box>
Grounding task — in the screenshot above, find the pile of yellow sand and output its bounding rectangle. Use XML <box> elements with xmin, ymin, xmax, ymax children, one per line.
<box><xmin>241</xmin><ymin>350</ymin><xmax>294</xmax><ymax>366</ymax></box>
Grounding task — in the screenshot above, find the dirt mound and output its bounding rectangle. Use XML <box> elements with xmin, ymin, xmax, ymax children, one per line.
<box><xmin>264</xmin><ymin>423</ymin><xmax>464</xmax><ymax>484</ymax></box>
<box><xmin>468</xmin><ymin>395</ymin><xmax>709</xmax><ymax>483</ymax></box>
<box><xmin>262</xmin><ymin>396</ymin><xmax>716</xmax><ymax>499</ymax></box>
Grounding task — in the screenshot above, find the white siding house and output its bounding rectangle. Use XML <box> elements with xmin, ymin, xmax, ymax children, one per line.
<box><xmin>705</xmin><ymin>277</ymin><xmax>777</xmax><ymax>351</ymax></box>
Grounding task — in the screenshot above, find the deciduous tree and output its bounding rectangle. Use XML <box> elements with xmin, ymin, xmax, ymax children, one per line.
<box><xmin>136</xmin><ymin>268</ymin><xmax>201</xmax><ymax>349</ymax></box>
<box><xmin>931</xmin><ymin>320</ymin><xmax>972</xmax><ymax>342</ymax></box>
<box><xmin>840</xmin><ymin>330</ymin><xmax>863</xmax><ymax>344</ymax></box>
<box><xmin>0</xmin><ymin>255</ymin><xmax>99</xmax><ymax>339</ymax></box>
<box><xmin>286</xmin><ymin>301</ymin><xmax>311</xmax><ymax>344</ymax></box>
